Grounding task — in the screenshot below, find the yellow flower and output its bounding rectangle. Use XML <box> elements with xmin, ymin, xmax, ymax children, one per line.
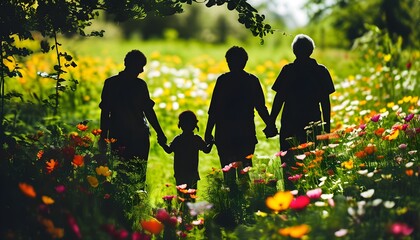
<box><xmin>383</xmin><ymin>54</ymin><xmax>391</xmax><ymax>62</ymax></box>
<box><xmin>87</xmin><ymin>176</ymin><xmax>99</xmax><ymax>188</ymax></box>
<box><xmin>42</xmin><ymin>195</ymin><xmax>55</xmax><ymax>205</ymax></box>
<box><xmin>266</xmin><ymin>191</ymin><xmax>294</xmax><ymax>212</ymax></box>
<box><xmin>279</xmin><ymin>224</ymin><xmax>311</xmax><ymax>238</ymax></box>
<box><xmin>341</xmin><ymin>160</ymin><xmax>354</xmax><ymax>170</ymax></box>
<box><xmin>96</xmin><ymin>166</ymin><xmax>112</xmax><ymax>177</ymax></box>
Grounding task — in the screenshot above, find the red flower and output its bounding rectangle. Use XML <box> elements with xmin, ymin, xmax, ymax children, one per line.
<box><xmin>289</xmin><ymin>195</ymin><xmax>311</xmax><ymax>211</ymax></box>
<box><xmin>72</xmin><ymin>155</ymin><xmax>84</xmax><ymax>166</ymax></box>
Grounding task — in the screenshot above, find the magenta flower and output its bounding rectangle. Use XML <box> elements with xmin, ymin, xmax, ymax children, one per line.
<box><xmin>288</xmin><ymin>174</ymin><xmax>303</xmax><ymax>182</ymax></box>
<box><xmin>370</xmin><ymin>114</ymin><xmax>381</xmax><ymax>122</ymax></box>
<box><xmin>162</xmin><ymin>195</ymin><xmax>176</xmax><ymax>202</ymax></box>
<box><xmin>289</xmin><ymin>195</ymin><xmax>311</xmax><ymax>211</ymax></box>
<box><xmin>156</xmin><ymin>208</ymin><xmax>170</xmax><ymax>223</ymax></box>
<box><xmin>306</xmin><ymin>188</ymin><xmax>322</xmax><ymax>199</ymax></box>
<box><xmin>55</xmin><ymin>185</ymin><xmax>66</xmax><ymax>194</ymax></box>
<box><xmin>404</xmin><ymin>113</ymin><xmax>414</xmax><ymax>122</ymax></box>
<box><xmin>389</xmin><ymin>222</ymin><xmax>414</xmax><ymax>236</ymax></box>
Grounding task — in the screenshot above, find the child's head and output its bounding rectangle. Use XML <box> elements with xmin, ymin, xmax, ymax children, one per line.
<box><xmin>178</xmin><ymin>110</ymin><xmax>199</xmax><ymax>132</ymax></box>
<box><xmin>225</xmin><ymin>46</ymin><xmax>248</xmax><ymax>71</ymax></box>
<box><xmin>292</xmin><ymin>34</ymin><xmax>315</xmax><ymax>59</ymax></box>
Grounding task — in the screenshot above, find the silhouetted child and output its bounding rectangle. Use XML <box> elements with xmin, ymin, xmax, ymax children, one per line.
<box><xmin>159</xmin><ymin>110</ymin><xmax>213</xmax><ymax>194</ymax></box>
<box><xmin>269</xmin><ymin>34</ymin><xmax>335</xmax><ymax>190</ymax></box>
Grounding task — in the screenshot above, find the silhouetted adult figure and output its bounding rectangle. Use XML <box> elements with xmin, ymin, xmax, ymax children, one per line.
<box><xmin>269</xmin><ymin>34</ymin><xmax>335</xmax><ymax>190</ymax></box>
<box><xmin>99</xmin><ymin>50</ymin><xmax>167</xmax><ymax>187</ymax></box>
<box><xmin>205</xmin><ymin>46</ymin><xmax>277</xmax><ymax>189</ymax></box>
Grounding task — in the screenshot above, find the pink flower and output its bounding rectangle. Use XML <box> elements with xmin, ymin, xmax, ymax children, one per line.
<box><xmin>359</xmin><ymin>124</ymin><xmax>366</xmax><ymax>130</ymax></box>
<box><xmin>398</xmin><ymin>143</ymin><xmax>408</xmax><ymax>149</ymax></box>
<box><xmin>240</xmin><ymin>166</ymin><xmax>251</xmax><ymax>174</ymax></box>
<box><xmin>306</xmin><ymin>188</ymin><xmax>322</xmax><ymax>199</ymax></box>
<box><xmin>222</xmin><ymin>165</ymin><xmax>231</xmax><ymax>172</ymax></box>
<box><xmin>289</xmin><ymin>195</ymin><xmax>311</xmax><ymax>211</ymax></box>
<box><xmin>370</xmin><ymin>114</ymin><xmax>381</xmax><ymax>122</ymax></box>
<box><xmin>389</xmin><ymin>222</ymin><xmax>414</xmax><ymax>236</ymax></box>
<box><xmin>288</xmin><ymin>174</ymin><xmax>303</xmax><ymax>182</ymax></box>
<box><xmin>275</xmin><ymin>151</ymin><xmax>288</xmax><ymax>157</ymax></box>
<box><xmin>281</xmin><ymin>162</ymin><xmax>287</xmax><ymax>168</ymax></box>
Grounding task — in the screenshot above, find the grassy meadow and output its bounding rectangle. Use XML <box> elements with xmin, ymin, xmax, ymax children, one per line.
<box><xmin>3</xmin><ymin>33</ymin><xmax>419</xmax><ymax>239</ymax></box>
<box><xmin>6</xmin><ymin>36</ymin><xmax>356</xmax><ymax>202</ymax></box>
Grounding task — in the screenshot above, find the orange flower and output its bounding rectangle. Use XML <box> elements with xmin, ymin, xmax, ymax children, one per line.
<box><xmin>72</xmin><ymin>155</ymin><xmax>84</xmax><ymax>166</ymax></box>
<box><xmin>405</xmin><ymin>169</ymin><xmax>414</xmax><ymax>176</ymax></box>
<box><xmin>140</xmin><ymin>218</ymin><xmax>164</xmax><ymax>235</ymax></box>
<box><xmin>355</xmin><ymin>151</ymin><xmax>367</xmax><ymax>159</ymax></box>
<box><xmin>297</xmin><ymin>142</ymin><xmax>314</xmax><ymax>150</ymax></box>
<box><xmin>105</xmin><ymin>138</ymin><xmax>117</xmax><ymax>143</ymax></box>
<box><xmin>295</xmin><ymin>162</ymin><xmax>305</xmax><ymax>167</ymax></box>
<box><xmin>278</xmin><ymin>224</ymin><xmax>311</xmax><ymax>238</ymax></box>
<box><xmin>87</xmin><ymin>176</ymin><xmax>99</xmax><ymax>187</ymax></box>
<box><xmin>266</xmin><ymin>191</ymin><xmax>294</xmax><ymax>212</ymax></box>
<box><xmin>19</xmin><ymin>182</ymin><xmax>36</xmax><ymax>198</ymax></box>
<box><xmin>76</xmin><ymin>123</ymin><xmax>88</xmax><ymax>131</ymax></box>
<box><xmin>374</xmin><ymin>127</ymin><xmax>385</xmax><ymax>137</ymax></box>
<box><xmin>245</xmin><ymin>154</ymin><xmax>253</xmax><ymax>159</ymax></box>
<box><xmin>364</xmin><ymin>145</ymin><xmax>377</xmax><ymax>155</ymax></box>
<box><xmin>316</xmin><ymin>132</ymin><xmax>340</xmax><ymax>140</ymax></box>
<box><xmin>42</xmin><ymin>195</ymin><xmax>55</xmax><ymax>205</ymax></box>
<box><xmin>46</xmin><ymin>159</ymin><xmax>59</xmax><ymax>173</ymax></box>
<box><xmin>91</xmin><ymin>129</ymin><xmax>102</xmax><ymax>136</ymax></box>
<box><xmin>95</xmin><ymin>166</ymin><xmax>111</xmax><ymax>177</ymax></box>
<box><xmin>37</xmin><ymin>150</ymin><xmax>44</xmax><ymax>159</ymax></box>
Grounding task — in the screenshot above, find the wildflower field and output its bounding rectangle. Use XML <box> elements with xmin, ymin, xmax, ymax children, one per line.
<box><xmin>1</xmin><ymin>30</ymin><xmax>419</xmax><ymax>239</ymax></box>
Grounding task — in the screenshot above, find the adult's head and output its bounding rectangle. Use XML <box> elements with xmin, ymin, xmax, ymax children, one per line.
<box><xmin>124</xmin><ymin>50</ymin><xmax>147</xmax><ymax>75</ymax></box>
<box><xmin>225</xmin><ymin>46</ymin><xmax>248</xmax><ymax>71</ymax></box>
<box><xmin>292</xmin><ymin>34</ymin><xmax>315</xmax><ymax>59</ymax></box>
<box><xmin>178</xmin><ymin>110</ymin><xmax>199</xmax><ymax>132</ymax></box>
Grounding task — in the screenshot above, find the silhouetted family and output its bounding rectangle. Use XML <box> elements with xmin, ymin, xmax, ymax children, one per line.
<box><xmin>99</xmin><ymin>34</ymin><xmax>335</xmax><ymax>191</ymax></box>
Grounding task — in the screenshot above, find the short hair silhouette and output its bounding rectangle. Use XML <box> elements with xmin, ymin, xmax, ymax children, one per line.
<box><xmin>292</xmin><ymin>34</ymin><xmax>315</xmax><ymax>58</ymax></box>
<box><xmin>178</xmin><ymin>110</ymin><xmax>199</xmax><ymax>131</ymax></box>
<box><xmin>225</xmin><ymin>46</ymin><xmax>248</xmax><ymax>70</ymax></box>
<box><xmin>124</xmin><ymin>50</ymin><xmax>147</xmax><ymax>68</ymax></box>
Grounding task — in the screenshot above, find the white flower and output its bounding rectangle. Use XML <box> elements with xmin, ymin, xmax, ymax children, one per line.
<box><xmin>383</xmin><ymin>201</ymin><xmax>395</xmax><ymax>209</ymax></box>
<box><xmin>360</xmin><ymin>189</ymin><xmax>375</xmax><ymax>198</ymax></box>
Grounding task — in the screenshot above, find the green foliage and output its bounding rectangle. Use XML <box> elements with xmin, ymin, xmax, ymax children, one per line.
<box><xmin>305</xmin><ymin>0</ymin><xmax>418</xmax><ymax>48</ymax></box>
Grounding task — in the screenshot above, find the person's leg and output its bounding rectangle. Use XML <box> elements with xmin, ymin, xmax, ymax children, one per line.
<box><xmin>280</xmin><ymin>137</ymin><xmax>296</xmax><ymax>190</ymax></box>
<box><xmin>217</xmin><ymin>147</ymin><xmax>238</xmax><ymax>188</ymax></box>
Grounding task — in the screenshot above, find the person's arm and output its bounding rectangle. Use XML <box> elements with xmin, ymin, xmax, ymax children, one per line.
<box><xmin>144</xmin><ymin>107</ymin><xmax>167</xmax><ymax>143</ymax></box>
<box><xmin>159</xmin><ymin>141</ymin><xmax>173</xmax><ymax>154</ymax></box>
<box><xmin>270</xmin><ymin>93</ymin><xmax>284</xmax><ymax>124</ymax></box>
<box><xmin>204</xmin><ymin>114</ymin><xmax>216</xmax><ymax>144</ymax></box>
<box><xmin>253</xmin><ymin>77</ymin><xmax>277</xmax><ymax>138</ymax></box>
